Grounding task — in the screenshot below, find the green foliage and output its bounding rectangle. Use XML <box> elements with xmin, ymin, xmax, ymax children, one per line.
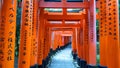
<box><xmin>96</xmin><ymin>20</ymin><xmax>99</xmax><ymax>31</ymax></box>
<box><xmin>17</xmin><ymin>0</ymin><xmax>21</xmax><ymax>2</ymax></box>
<box><xmin>15</xmin><ymin>7</ymin><xmax>21</xmax><ymax>57</ymax></box>
<box><xmin>96</xmin><ymin>8</ymin><xmax>99</xmax><ymax>13</ymax></box>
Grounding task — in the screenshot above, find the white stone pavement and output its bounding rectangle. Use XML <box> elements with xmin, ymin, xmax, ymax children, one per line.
<box><xmin>48</xmin><ymin>45</ymin><xmax>76</xmax><ymax>68</ymax></box>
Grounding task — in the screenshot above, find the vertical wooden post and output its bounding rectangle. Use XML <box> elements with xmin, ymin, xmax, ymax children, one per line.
<box><xmin>63</xmin><ymin>8</ymin><xmax>67</xmax><ymax>16</ymax></box>
<box><xmin>51</xmin><ymin>32</ymin><xmax>55</xmax><ymax>50</ymax></box>
<box><xmin>82</xmin><ymin>18</ymin><xmax>89</xmax><ymax>62</ymax></box>
<box><xmin>82</xmin><ymin>4</ymin><xmax>97</xmax><ymax>65</ymax></box>
<box><xmin>56</xmin><ymin>32</ymin><xmax>60</xmax><ymax>49</ymax></box>
<box><xmin>53</xmin><ymin>32</ymin><xmax>57</xmax><ymax>50</ymax></box>
<box><xmin>99</xmin><ymin>0</ymin><xmax>120</xmax><ymax>68</ymax></box>
<box><xmin>0</xmin><ymin>0</ymin><xmax>17</xmax><ymax>68</ymax></box>
<box><xmin>30</xmin><ymin>0</ymin><xmax>38</xmax><ymax>67</ymax></box>
<box><xmin>64</xmin><ymin>36</ymin><xmax>66</xmax><ymax>45</ymax></box>
<box><xmin>106</xmin><ymin>0</ymin><xmax>120</xmax><ymax>68</ymax></box>
<box><xmin>43</xmin><ymin>24</ymin><xmax>49</xmax><ymax>61</ymax></box>
<box><xmin>72</xmin><ymin>29</ymin><xmax>77</xmax><ymax>54</ymax></box>
<box><xmin>45</xmin><ymin>28</ymin><xmax>49</xmax><ymax>58</ymax></box>
<box><xmin>37</xmin><ymin>8</ymin><xmax>44</xmax><ymax>67</ymax></box>
<box><xmin>99</xmin><ymin>0</ymin><xmax>107</xmax><ymax>66</ymax></box>
<box><xmin>48</xmin><ymin>28</ymin><xmax>52</xmax><ymax>53</ymax></box>
<box><xmin>62</xmin><ymin>36</ymin><xmax>64</xmax><ymax>46</ymax></box>
<box><xmin>83</xmin><ymin>0</ymin><xmax>89</xmax><ymax>63</ymax></box>
<box><xmin>88</xmin><ymin>0</ymin><xmax>96</xmax><ymax>65</ymax></box>
<box><xmin>0</xmin><ymin>0</ymin><xmax>1</xmax><ymax>22</ymax></box>
<box><xmin>46</xmin><ymin>27</ymin><xmax>51</xmax><ymax>57</ymax></box>
<box><xmin>18</xmin><ymin>0</ymin><xmax>33</xmax><ymax>68</ymax></box>
<box><xmin>75</xmin><ymin>29</ymin><xmax>78</xmax><ymax>53</ymax></box>
<box><xmin>57</xmin><ymin>32</ymin><xmax>60</xmax><ymax>47</ymax></box>
<box><xmin>43</xmin><ymin>20</ymin><xmax>46</xmax><ymax>60</ymax></box>
<box><xmin>60</xmin><ymin>34</ymin><xmax>63</xmax><ymax>47</ymax></box>
<box><xmin>80</xmin><ymin>23</ymin><xmax>84</xmax><ymax>59</ymax></box>
<box><xmin>76</xmin><ymin>28</ymin><xmax>83</xmax><ymax>59</ymax></box>
<box><xmin>42</xmin><ymin>25</ymin><xmax>49</xmax><ymax>68</ymax></box>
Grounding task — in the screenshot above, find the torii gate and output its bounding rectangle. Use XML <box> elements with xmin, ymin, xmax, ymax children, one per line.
<box><xmin>0</xmin><ymin>0</ymin><xmax>120</xmax><ymax>68</ymax></box>
<box><xmin>33</xmin><ymin>0</ymin><xmax>97</xmax><ymax>67</ymax></box>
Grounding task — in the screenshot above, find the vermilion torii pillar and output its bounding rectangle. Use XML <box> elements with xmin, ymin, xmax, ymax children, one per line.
<box><xmin>48</xmin><ymin>28</ymin><xmax>52</xmax><ymax>55</ymax></box>
<box><xmin>99</xmin><ymin>0</ymin><xmax>107</xmax><ymax>66</ymax></box>
<box><xmin>37</xmin><ymin>8</ymin><xmax>45</xmax><ymax>68</ymax></box>
<box><xmin>82</xmin><ymin>13</ymin><xmax>89</xmax><ymax>62</ymax></box>
<box><xmin>88</xmin><ymin>0</ymin><xmax>96</xmax><ymax>65</ymax></box>
<box><xmin>72</xmin><ymin>29</ymin><xmax>77</xmax><ymax>55</ymax></box>
<box><xmin>0</xmin><ymin>0</ymin><xmax>17</xmax><ymax>68</ymax></box>
<box><xmin>53</xmin><ymin>32</ymin><xmax>56</xmax><ymax>50</ymax></box>
<box><xmin>99</xmin><ymin>0</ymin><xmax>120</xmax><ymax>68</ymax></box>
<box><xmin>103</xmin><ymin>0</ymin><xmax>119</xmax><ymax>68</ymax></box>
<box><xmin>30</xmin><ymin>0</ymin><xmax>39</xmax><ymax>67</ymax></box>
<box><xmin>43</xmin><ymin>26</ymin><xmax>49</xmax><ymax>61</ymax></box>
<box><xmin>0</xmin><ymin>0</ymin><xmax>1</xmax><ymax>21</ymax></box>
<box><xmin>53</xmin><ymin>32</ymin><xmax>60</xmax><ymax>50</ymax></box>
<box><xmin>76</xmin><ymin>27</ymin><xmax>84</xmax><ymax>59</ymax></box>
<box><xmin>44</xmin><ymin>27</ymin><xmax>51</xmax><ymax>58</ymax></box>
<box><xmin>106</xmin><ymin>0</ymin><xmax>120</xmax><ymax>67</ymax></box>
<box><xmin>83</xmin><ymin>0</ymin><xmax>96</xmax><ymax>65</ymax></box>
<box><xmin>80</xmin><ymin>21</ymin><xmax>84</xmax><ymax>59</ymax></box>
<box><xmin>18</xmin><ymin>0</ymin><xmax>33</xmax><ymax>68</ymax></box>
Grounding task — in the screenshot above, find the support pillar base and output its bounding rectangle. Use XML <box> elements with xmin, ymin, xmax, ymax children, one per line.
<box><xmin>80</xmin><ymin>60</ymin><xmax>87</xmax><ymax>68</ymax></box>
<box><xmin>87</xmin><ymin>65</ymin><xmax>96</xmax><ymax>68</ymax></box>
<box><xmin>42</xmin><ymin>60</ymin><xmax>47</xmax><ymax>68</ymax></box>
<box><xmin>77</xmin><ymin>57</ymin><xmax>81</xmax><ymax>66</ymax></box>
<box><xmin>30</xmin><ymin>64</ymin><xmax>38</xmax><ymax>68</ymax></box>
<box><xmin>38</xmin><ymin>65</ymin><xmax>43</xmax><ymax>68</ymax></box>
<box><xmin>98</xmin><ymin>65</ymin><xmax>107</xmax><ymax>68</ymax></box>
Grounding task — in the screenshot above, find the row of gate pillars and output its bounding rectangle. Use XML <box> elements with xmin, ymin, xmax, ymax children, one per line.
<box><xmin>0</xmin><ymin>0</ymin><xmax>120</xmax><ymax>68</ymax></box>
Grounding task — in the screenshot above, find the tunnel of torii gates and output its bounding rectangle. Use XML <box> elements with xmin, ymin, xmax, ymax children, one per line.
<box><xmin>0</xmin><ymin>0</ymin><xmax>120</xmax><ymax>68</ymax></box>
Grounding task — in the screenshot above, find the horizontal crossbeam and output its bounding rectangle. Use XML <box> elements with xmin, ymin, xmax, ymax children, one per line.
<box><xmin>51</xmin><ymin>28</ymin><xmax>73</xmax><ymax>31</ymax></box>
<box><xmin>39</xmin><ymin>0</ymin><xmax>89</xmax><ymax>8</ymax></box>
<box><xmin>61</xmin><ymin>34</ymin><xmax>72</xmax><ymax>36</ymax></box>
<box><xmin>45</xmin><ymin>14</ymin><xmax>85</xmax><ymax>20</ymax></box>
<box><xmin>39</xmin><ymin>0</ymin><xmax>99</xmax><ymax>8</ymax></box>
<box><xmin>46</xmin><ymin>23</ymin><xmax>81</xmax><ymax>28</ymax></box>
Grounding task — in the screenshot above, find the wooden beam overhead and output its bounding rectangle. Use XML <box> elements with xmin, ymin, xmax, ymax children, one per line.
<box><xmin>45</xmin><ymin>14</ymin><xmax>85</xmax><ymax>20</ymax></box>
<box><xmin>51</xmin><ymin>28</ymin><xmax>73</xmax><ymax>31</ymax></box>
<box><xmin>46</xmin><ymin>23</ymin><xmax>81</xmax><ymax>28</ymax></box>
<box><xmin>39</xmin><ymin>0</ymin><xmax>99</xmax><ymax>8</ymax></box>
<box><xmin>39</xmin><ymin>1</ymin><xmax>89</xmax><ymax>8</ymax></box>
<box><xmin>61</xmin><ymin>34</ymin><xmax>72</xmax><ymax>36</ymax></box>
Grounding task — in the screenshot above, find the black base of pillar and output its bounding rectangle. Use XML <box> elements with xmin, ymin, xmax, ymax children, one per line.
<box><xmin>98</xmin><ymin>65</ymin><xmax>107</xmax><ymax>68</ymax></box>
<box><xmin>49</xmin><ymin>49</ymin><xmax>54</xmax><ymax>56</ymax></box>
<box><xmin>59</xmin><ymin>46</ymin><xmax>62</xmax><ymax>50</ymax></box>
<box><xmin>42</xmin><ymin>60</ymin><xmax>47</xmax><ymax>68</ymax></box>
<box><xmin>52</xmin><ymin>50</ymin><xmax>56</xmax><ymax>55</ymax></box>
<box><xmin>47</xmin><ymin>56</ymin><xmax>51</xmax><ymax>65</ymax></box>
<box><xmin>87</xmin><ymin>65</ymin><xmax>96</xmax><ymax>68</ymax></box>
<box><xmin>38</xmin><ymin>65</ymin><xmax>43</xmax><ymax>68</ymax></box>
<box><xmin>30</xmin><ymin>64</ymin><xmax>37</xmax><ymax>68</ymax></box>
<box><xmin>73</xmin><ymin>53</ymin><xmax>77</xmax><ymax>60</ymax></box>
<box><xmin>61</xmin><ymin>46</ymin><xmax>64</xmax><ymax>50</ymax></box>
<box><xmin>77</xmin><ymin>57</ymin><xmax>81</xmax><ymax>66</ymax></box>
<box><xmin>80</xmin><ymin>60</ymin><xmax>87</xmax><ymax>68</ymax></box>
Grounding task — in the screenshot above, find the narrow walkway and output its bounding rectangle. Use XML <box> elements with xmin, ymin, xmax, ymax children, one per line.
<box><xmin>48</xmin><ymin>45</ymin><xmax>76</xmax><ymax>68</ymax></box>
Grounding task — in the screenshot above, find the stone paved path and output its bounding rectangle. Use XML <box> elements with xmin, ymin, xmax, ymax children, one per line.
<box><xmin>48</xmin><ymin>45</ymin><xmax>76</xmax><ymax>68</ymax></box>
